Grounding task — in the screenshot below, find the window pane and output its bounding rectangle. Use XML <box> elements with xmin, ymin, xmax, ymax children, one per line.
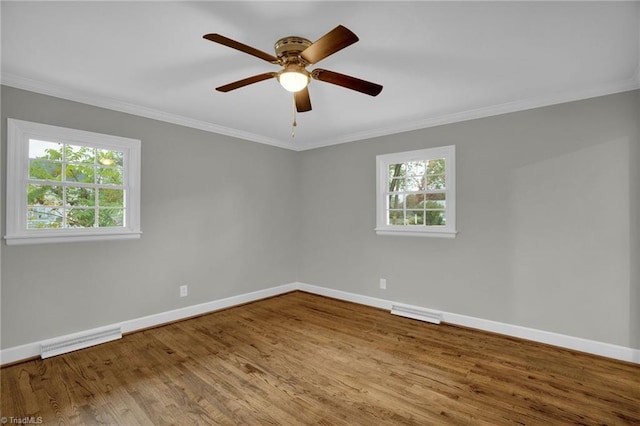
<box><xmin>405</xmin><ymin>177</ymin><xmax>425</xmax><ymax>191</ymax></box>
<box><xmin>98</xmin><ymin>149</ymin><xmax>123</xmax><ymax>167</ymax></box>
<box><xmin>390</xmin><ymin>177</ymin><xmax>424</xmax><ymax>191</ymax></box>
<box><xmin>389</xmin><ymin>177</ymin><xmax>404</xmax><ymax>192</ymax></box>
<box><xmin>426</xmin><ymin>174</ymin><xmax>445</xmax><ymax>190</ymax></box>
<box><xmin>425</xmin><ymin>193</ymin><xmax>445</xmax><ymax>201</ymax></box>
<box><xmin>66</xmin><ymin>145</ymin><xmax>95</xmax><ymax>164</ymax></box>
<box><xmin>427</xmin><ymin>159</ymin><xmax>445</xmax><ymax>174</ymax></box>
<box><xmin>65</xmin><ymin>164</ymin><xmax>95</xmax><ymax>183</ymax></box>
<box><xmin>29</xmin><ymin>139</ymin><xmax>62</xmax><ymax>160</ymax></box>
<box><xmin>390</xmin><ymin>163</ymin><xmax>426</xmax><ymax>190</ymax></box>
<box><xmin>29</xmin><ymin>159</ymin><xmax>63</xmax><ymax>181</ymax></box>
<box><xmin>99</xmin><ymin>188</ymin><xmax>124</xmax><ymax>207</ymax></box>
<box><xmin>389</xmin><ymin>163</ymin><xmax>406</xmax><ymax>178</ymax></box>
<box><xmin>388</xmin><ymin>194</ymin><xmax>404</xmax><ymax>209</ymax></box>
<box><xmin>405</xmin><ymin>161</ymin><xmax>426</xmax><ymax>177</ymax></box>
<box><xmin>405</xmin><ymin>194</ymin><xmax>424</xmax><ymax>209</ymax></box>
<box><xmin>425</xmin><ymin>211</ymin><xmax>446</xmax><ymax>226</ymax></box>
<box><xmin>67</xmin><ymin>208</ymin><xmax>96</xmax><ymax>228</ymax></box>
<box><xmin>67</xmin><ymin>187</ymin><xmax>95</xmax><ymax>206</ymax></box>
<box><xmin>27</xmin><ymin>184</ymin><xmax>62</xmax><ymax>206</ymax></box>
<box><xmin>27</xmin><ymin>207</ymin><xmax>63</xmax><ymax>229</ymax></box>
<box><xmin>388</xmin><ymin>210</ymin><xmax>404</xmax><ymax>225</ymax></box>
<box><xmin>424</xmin><ymin>194</ymin><xmax>446</xmax><ymax>210</ymax></box>
<box><xmin>99</xmin><ymin>208</ymin><xmax>124</xmax><ymax>227</ymax></box>
<box><xmin>406</xmin><ymin>210</ymin><xmax>424</xmax><ymax>225</ymax></box>
<box><xmin>426</xmin><ymin>201</ymin><xmax>446</xmax><ymax>210</ymax></box>
<box><xmin>97</xmin><ymin>166</ymin><xmax>124</xmax><ymax>185</ymax></box>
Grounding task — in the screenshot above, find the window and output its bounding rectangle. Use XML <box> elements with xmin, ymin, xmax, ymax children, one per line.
<box><xmin>5</xmin><ymin>119</ymin><xmax>141</xmax><ymax>245</ymax></box>
<box><xmin>376</xmin><ymin>145</ymin><xmax>456</xmax><ymax>238</ymax></box>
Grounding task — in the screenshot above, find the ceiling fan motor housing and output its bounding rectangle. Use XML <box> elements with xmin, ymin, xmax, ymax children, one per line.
<box><xmin>275</xmin><ymin>36</ymin><xmax>312</xmax><ymax>64</ymax></box>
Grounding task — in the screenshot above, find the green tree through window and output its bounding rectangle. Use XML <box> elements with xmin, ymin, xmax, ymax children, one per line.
<box><xmin>387</xmin><ymin>159</ymin><xmax>446</xmax><ymax>226</ymax></box>
<box><xmin>376</xmin><ymin>145</ymin><xmax>456</xmax><ymax>238</ymax></box>
<box><xmin>28</xmin><ymin>141</ymin><xmax>125</xmax><ymax>229</ymax></box>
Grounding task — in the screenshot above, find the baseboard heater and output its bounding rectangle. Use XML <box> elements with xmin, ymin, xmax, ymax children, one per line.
<box><xmin>41</xmin><ymin>327</ymin><xmax>122</xmax><ymax>359</ymax></box>
<box><xmin>391</xmin><ymin>304</ymin><xmax>442</xmax><ymax>324</ymax></box>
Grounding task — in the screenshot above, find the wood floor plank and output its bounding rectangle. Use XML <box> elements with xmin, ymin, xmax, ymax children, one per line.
<box><xmin>2</xmin><ymin>291</ymin><xmax>639</xmax><ymax>425</ymax></box>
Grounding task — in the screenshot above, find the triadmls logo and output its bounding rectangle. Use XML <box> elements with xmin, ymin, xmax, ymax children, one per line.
<box><xmin>0</xmin><ymin>417</ymin><xmax>44</xmax><ymax>425</ymax></box>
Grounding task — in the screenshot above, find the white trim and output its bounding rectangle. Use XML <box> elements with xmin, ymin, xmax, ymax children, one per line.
<box><xmin>2</xmin><ymin>74</ymin><xmax>639</xmax><ymax>152</ymax></box>
<box><xmin>1</xmin><ymin>74</ymin><xmax>293</xmax><ymax>151</ymax></box>
<box><xmin>375</xmin><ymin>229</ymin><xmax>457</xmax><ymax>238</ymax></box>
<box><xmin>118</xmin><ymin>283</ymin><xmax>297</xmax><ymax>333</ymax></box>
<box><xmin>297</xmin><ymin>283</ymin><xmax>392</xmax><ymax>310</ymax></box>
<box><xmin>0</xmin><ymin>283</ymin><xmax>297</xmax><ymax>366</ymax></box>
<box><xmin>1</xmin><ymin>282</ymin><xmax>638</xmax><ymax>366</ymax></box>
<box><xmin>296</xmin><ymin>283</ymin><xmax>640</xmax><ymax>364</ymax></box>
<box><xmin>6</xmin><ymin>232</ymin><xmax>142</xmax><ymax>246</ymax></box>
<box><xmin>441</xmin><ymin>311</ymin><xmax>640</xmax><ymax>364</ymax></box>
<box><xmin>5</xmin><ymin>118</ymin><xmax>142</xmax><ymax>245</ymax></box>
<box><xmin>376</xmin><ymin>145</ymin><xmax>457</xmax><ymax>237</ymax></box>
<box><xmin>296</xmin><ymin>78</ymin><xmax>640</xmax><ymax>151</ymax></box>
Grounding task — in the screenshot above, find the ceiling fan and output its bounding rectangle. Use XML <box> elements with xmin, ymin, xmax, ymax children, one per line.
<box><xmin>203</xmin><ymin>25</ymin><xmax>383</xmax><ymax>113</ymax></box>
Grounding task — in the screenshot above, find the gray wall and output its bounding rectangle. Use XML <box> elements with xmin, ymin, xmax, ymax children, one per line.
<box><xmin>631</xmin><ymin>90</ymin><xmax>640</xmax><ymax>349</ymax></box>
<box><xmin>1</xmin><ymin>86</ymin><xmax>300</xmax><ymax>349</ymax></box>
<box><xmin>298</xmin><ymin>90</ymin><xmax>640</xmax><ymax>348</ymax></box>
<box><xmin>2</xmin><ymin>86</ymin><xmax>639</xmax><ymax>351</ymax></box>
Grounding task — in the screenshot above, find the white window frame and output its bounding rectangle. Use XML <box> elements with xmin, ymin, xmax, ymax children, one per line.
<box><xmin>375</xmin><ymin>145</ymin><xmax>457</xmax><ymax>238</ymax></box>
<box><xmin>5</xmin><ymin>118</ymin><xmax>142</xmax><ymax>245</ymax></box>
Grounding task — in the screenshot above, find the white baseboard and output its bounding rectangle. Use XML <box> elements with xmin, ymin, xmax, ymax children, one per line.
<box><xmin>0</xmin><ymin>283</ymin><xmax>298</xmax><ymax>366</ymax></box>
<box><xmin>296</xmin><ymin>282</ymin><xmax>640</xmax><ymax>364</ymax></box>
<box><xmin>118</xmin><ymin>283</ymin><xmax>298</xmax><ymax>334</ymax></box>
<box><xmin>2</xmin><ymin>281</ymin><xmax>638</xmax><ymax>365</ymax></box>
<box><xmin>297</xmin><ymin>283</ymin><xmax>393</xmax><ymax>310</ymax></box>
<box><xmin>440</xmin><ymin>311</ymin><xmax>640</xmax><ymax>363</ymax></box>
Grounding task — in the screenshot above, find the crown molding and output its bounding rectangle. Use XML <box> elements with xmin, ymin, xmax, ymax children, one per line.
<box><xmin>0</xmin><ymin>73</ymin><xmax>295</xmax><ymax>150</ymax></box>
<box><xmin>296</xmin><ymin>76</ymin><xmax>640</xmax><ymax>151</ymax></box>
<box><xmin>2</xmin><ymin>72</ymin><xmax>639</xmax><ymax>153</ymax></box>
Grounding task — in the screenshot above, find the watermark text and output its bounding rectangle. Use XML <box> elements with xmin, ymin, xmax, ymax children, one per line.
<box><xmin>0</xmin><ymin>417</ymin><xmax>44</xmax><ymax>424</ymax></box>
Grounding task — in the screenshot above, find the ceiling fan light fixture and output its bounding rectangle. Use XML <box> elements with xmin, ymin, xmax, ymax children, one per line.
<box><xmin>278</xmin><ymin>65</ymin><xmax>310</xmax><ymax>92</ymax></box>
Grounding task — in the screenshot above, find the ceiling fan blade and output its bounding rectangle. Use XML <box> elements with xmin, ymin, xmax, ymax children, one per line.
<box><xmin>216</xmin><ymin>73</ymin><xmax>276</xmax><ymax>92</ymax></box>
<box><xmin>294</xmin><ymin>87</ymin><xmax>312</xmax><ymax>112</ymax></box>
<box><xmin>300</xmin><ymin>25</ymin><xmax>359</xmax><ymax>65</ymax></box>
<box><xmin>311</xmin><ymin>69</ymin><xmax>383</xmax><ymax>96</ymax></box>
<box><xmin>203</xmin><ymin>33</ymin><xmax>279</xmax><ymax>64</ymax></box>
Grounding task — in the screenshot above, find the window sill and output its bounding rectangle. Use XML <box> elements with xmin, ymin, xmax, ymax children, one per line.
<box><xmin>4</xmin><ymin>231</ymin><xmax>142</xmax><ymax>245</ymax></box>
<box><xmin>375</xmin><ymin>228</ymin><xmax>458</xmax><ymax>238</ymax></box>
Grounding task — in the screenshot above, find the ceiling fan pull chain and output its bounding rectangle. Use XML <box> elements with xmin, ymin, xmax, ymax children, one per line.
<box><xmin>291</xmin><ymin>95</ymin><xmax>297</xmax><ymax>138</ymax></box>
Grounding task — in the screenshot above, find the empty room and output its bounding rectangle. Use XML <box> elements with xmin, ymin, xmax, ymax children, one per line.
<box><xmin>1</xmin><ymin>1</ymin><xmax>639</xmax><ymax>424</ymax></box>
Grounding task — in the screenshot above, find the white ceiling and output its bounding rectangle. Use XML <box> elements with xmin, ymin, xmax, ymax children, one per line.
<box><xmin>2</xmin><ymin>1</ymin><xmax>639</xmax><ymax>151</ymax></box>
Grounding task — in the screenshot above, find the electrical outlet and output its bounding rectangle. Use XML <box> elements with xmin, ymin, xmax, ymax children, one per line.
<box><xmin>179</xmin><ymin>285</ymin><xmax>188</xmax><ymax>297</ymax></box>
<box><xmin>379</xmin><ymin>278</ymin><xmax>387</xmax><ymax>290</ymax></box>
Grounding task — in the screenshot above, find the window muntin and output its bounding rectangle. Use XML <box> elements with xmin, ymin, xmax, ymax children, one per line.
<box><xmin>6</xmin><ymin>119</ymin><xmax>141</xmax><ymax>245</ymax></box>
<box><xmin>376</xmin><ymin>146</ymin><xmax>456</xmax><ymax>237</ymax></box>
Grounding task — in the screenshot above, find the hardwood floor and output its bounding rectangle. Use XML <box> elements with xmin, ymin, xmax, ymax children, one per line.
<box><xmin>2</xmin><ymin>291</ymin><xmax>639</xmax><ymax>425</ymax></box>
